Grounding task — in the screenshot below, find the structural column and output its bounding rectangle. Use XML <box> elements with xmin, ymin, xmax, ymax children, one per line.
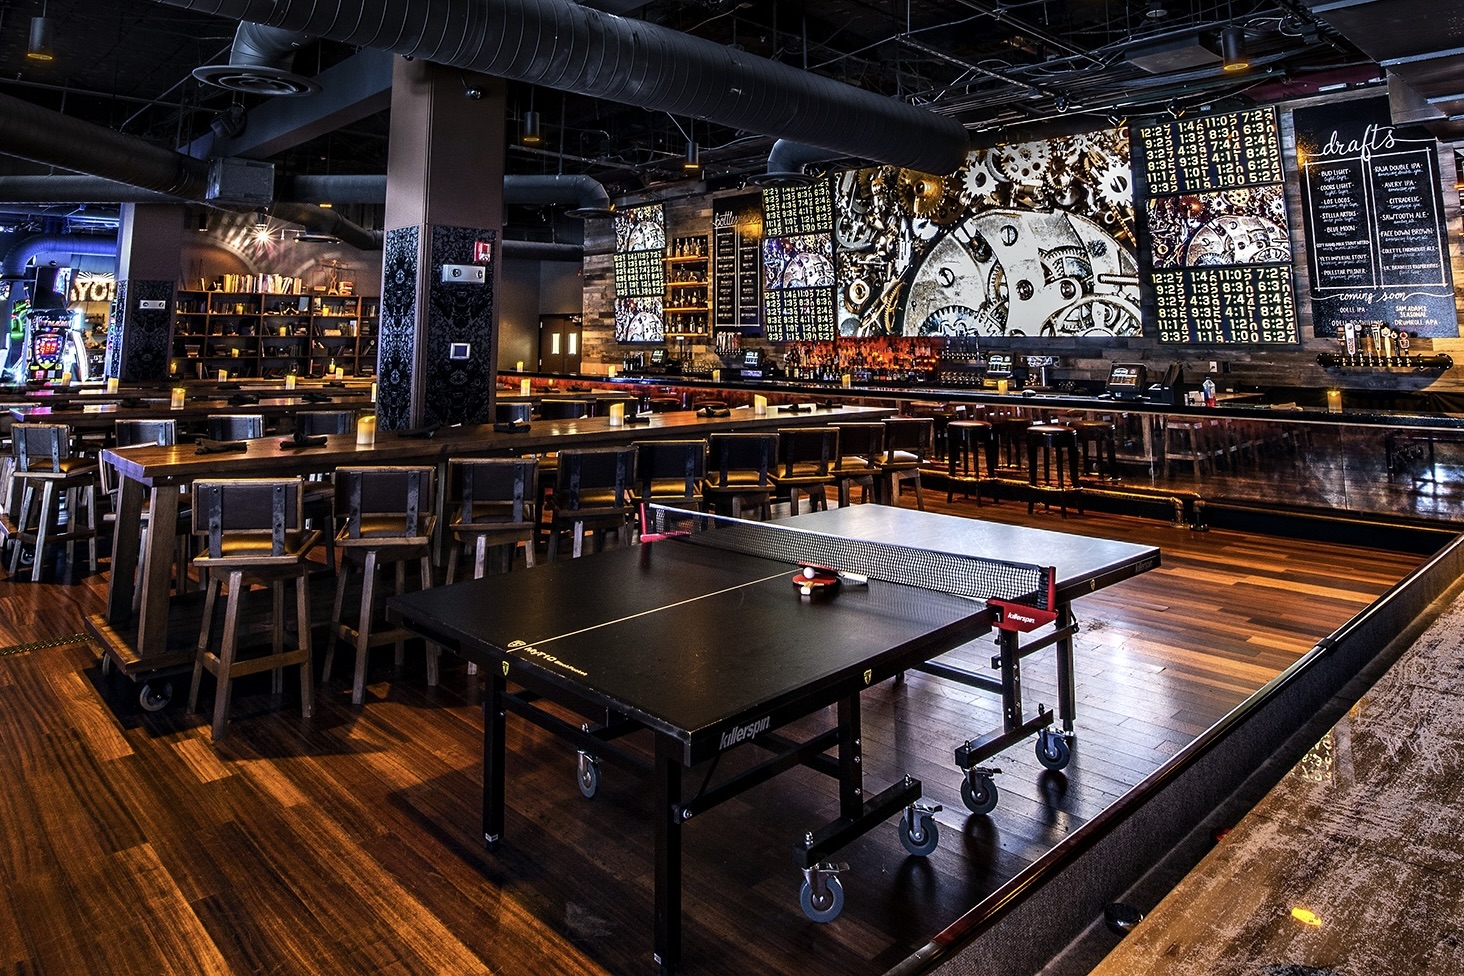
<box><xmin>106</xmin><ymin>203</ymin><xmax>184</xmax><ymax>383</ymax></box>
<box><xmin>378</xmin><ymin>59</ymin><xmax>505</xmax><ymax>430</ymax></box>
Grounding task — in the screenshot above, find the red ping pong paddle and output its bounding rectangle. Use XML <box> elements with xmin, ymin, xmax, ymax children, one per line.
<box><xmin>793</xmin><ymin>564</ymin><xmax>841</xmax><ymax>596</ymax></box>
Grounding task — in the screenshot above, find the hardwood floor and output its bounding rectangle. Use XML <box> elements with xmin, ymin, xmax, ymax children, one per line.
<box><xmin>0</xmin><ymin>494</ymin><xmax>1424</xmax><ymax>975</ymax></box>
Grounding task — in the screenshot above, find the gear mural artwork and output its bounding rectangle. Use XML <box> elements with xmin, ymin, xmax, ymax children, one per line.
<box><xmin>834</xmin><ymin>126</ymin><xmax>1141</xmax><ymax>339</ymax></box>
<box><xmin>1146</xmin><ymin>185</ymin><xmax>1292</xmax><ymax>269</ymax></box>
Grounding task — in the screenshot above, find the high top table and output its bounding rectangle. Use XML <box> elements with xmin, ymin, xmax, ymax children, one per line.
<box><xmin>87</xmin><ymin>403</ymin><xmax>894</xmax><ymax>695</ymax></box>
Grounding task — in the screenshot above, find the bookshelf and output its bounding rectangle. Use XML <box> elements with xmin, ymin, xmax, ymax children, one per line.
<box><xmin>172</xmin><ymin>288</ymin><xmax>379</xmax><ymax>380</ymax></box>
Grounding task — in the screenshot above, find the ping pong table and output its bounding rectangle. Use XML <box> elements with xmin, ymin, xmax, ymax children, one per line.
<box><xmin>388</xmin><ymin>504</ymin><xmax>1158</xmax><ymax>974</ymax></box>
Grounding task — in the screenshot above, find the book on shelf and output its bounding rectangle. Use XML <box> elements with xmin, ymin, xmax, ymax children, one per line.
<box><xmin>205</xmin><ymin>273</ymin><xmax>306</xmax><ymax>295</ymax></box>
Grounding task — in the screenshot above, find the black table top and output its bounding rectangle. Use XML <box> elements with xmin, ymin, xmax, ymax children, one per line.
<box><xmin>389</xmin><ymin>507</ymin><xmax>1159</xmax><ymax>765</ymax></box>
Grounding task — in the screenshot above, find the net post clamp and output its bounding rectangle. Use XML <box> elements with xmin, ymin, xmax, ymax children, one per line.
<box><xmin>986</xmin><ymin>567</ymin><xmax>1058</xmax><ymax>633</ymax></box>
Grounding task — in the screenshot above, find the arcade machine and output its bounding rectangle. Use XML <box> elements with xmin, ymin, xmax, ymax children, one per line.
<box><xmin>3</xmin><ymin>266</ymin><xmax>86</xmax><ymax>384</ymax></box>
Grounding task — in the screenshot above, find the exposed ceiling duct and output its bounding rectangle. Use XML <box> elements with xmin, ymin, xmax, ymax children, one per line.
<box><xmin>148</xmin><ymin>1</ymin><xmax>971</xmax><ymax>175</ymax></box>
<box><xmin>193</xmin><ymin>22</ymin><xmax>321</xmax><ymax>96</ymax></box>
<box><xmin>1</xmin><ymin>232</ymin><xmax>119</xmax><ymax>278</ymax></box>
<box><xmin>753</xmin><ymin>140</ymin><xmax>842</xmax><ymax>187</ymax></box>
<box><xmin>0</xmin><ymin>90</ymin><xmax>382</xmax><ymax>249</ymax></box>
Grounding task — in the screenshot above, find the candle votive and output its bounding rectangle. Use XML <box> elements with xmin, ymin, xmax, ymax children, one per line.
<box><xmin>997</xmin><ymin>378</ymin><xmax>1010</xmax><ymax>394</ymax></box>
<box><xmin>285</xmin><ymin>374</ymin><xmax>296</xmax><ymax>390</ymax></box>
<box><xmin>170</xmin><ymin>387</ymin><xmax>186</xmax><ymax>409</ymax></box>
<box><xmin>516</xmin><ymin>360</ymin><xmax>525</xmax><ymax>372</ymax></box>
<box><xmin>106</xmin><ymin>376</ymin><xmax>119</xmax><ymax>393</ymax></box>
<box><xmin>608</xmin><ymin>402</ymin><xmax>625</xmax><ymax>427</ymax></box>
<box><xmin>754</xmin><ymin>394</ymin><xmax>768</xmax><ymax>416</ymax></box>
<box><xmin>520</xmin><ymin>378</ymin><xmax>531</xmax><ymax>397</ymax></box>
<box><xmin>217</xmin><ymin>369</ymin><xmax>228</xmax><ymax>382</ymax></box>
<box><xmin>356</xmin><ymin>414</ymin><xmax>377</xmax><ymax>446</ymax></box>
<box><xmin>334</xmin><ymin>366</ymin><xmax>345</xmax><ymax>380</ymax></box>
<box><xmin>60</xmin><ymin>371</ymin><xmax>72</xmax><ymax>387</ymax></box>
<box><xmin>1326</xmin><ymin>389</ymin><xmax>1342</xmax><ymax>413</ymax></box>
<box><xmin>370</xmin><ymin>382</ymin><xmax>378</xmax><ymax>403</ymax></box>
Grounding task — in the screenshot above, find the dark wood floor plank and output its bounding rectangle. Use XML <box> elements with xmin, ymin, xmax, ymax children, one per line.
<box><xmin>0</xmin><ymin>494</ymin><xmax>1423</xmax><ymax>975</ymax></box>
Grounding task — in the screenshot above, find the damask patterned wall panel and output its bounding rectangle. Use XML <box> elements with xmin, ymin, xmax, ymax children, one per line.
<box><xmin>378</xmin><ymin>226</ymin><xmax>421</xmax><ymax>430</ymax></box>
<box><xmin>110</xmin><ymin>279</ymin><xmax>174</xmax><ymax>382</ymax></box>
<box><xmin>423</xmin><ymin>225</ymin><xmax>498</xmax><ymax>428</ymax></box>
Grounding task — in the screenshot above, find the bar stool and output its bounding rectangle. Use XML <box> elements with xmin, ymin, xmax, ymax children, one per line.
<box><xmin>325</xmin><ymin>466</ymin><xmax>439</xmax><ymax>706</ymax></box>
<box><xmin>990</xmin><ymin>415</ymin><xmax>1034</xmax><ymax>470</ymax></box>
<box><xmin>1025</xmin><ymin>423</ymin><xmax>1082</xmax><ymax>518</ymax></box>
<box><xmin>770</xmin><ymin>427</ymin><xmax>839</xmax><ymax>515</ymax></box>
<box><xmin>546</xmin><ymin>447</ymin><xmax>636</xmax><ymax>560</ymax></box>
<box><xmin>206</xmin><ymin>414</ymin><xmax>266</xmax><ymax>441</ymax></box>
<box><xmin>1163</xmin><ymin>417</ymin><xmax>1213</xmax><ymax>479</ymax></box>
<box><xmin>445</xmin><ymin>457</ymin><xmax>539</xmax><ymax>583</ymax></box>
<box><xmin>496</xmin><ymin>402</ymin><xmax>532</xmax><ymax>424</ymax></box>
<box><xmin>702</xmin><ymin>432</ymin><xmax>778</xmax><ymax>519</ymax></box>
<box><xmin>646</xmin><ymin>397</ymin><xmax>684</xmax><ymax>413</ymax></box>
<box><xmin>633</xmin><ymin>439</ymin><xmax>707</xmax><ymax>514</ymax></box>
<box><xmin>188</xmin><ymin>478</ymin><xmax>320</xmax><ymax>741</ymax></box>
<box><xmin>537</xmin><ymin>399</ymin><xmax>592</xmax><ymax>420</ymax></box>
<box><xmin>6</xmin><ymin>423</ymin><xmax>99</xmax><ymax>582</ymax></box>
<box><xmin>829</xmin><ymin>423</ymin><xmax>884</xmax><ymax>506</ymax></box>
<box><xmin>946</xmin><ymin>419</ymin><xmax>995</xmax><ymax>504</ymax></box>
<box><xmin>294</xmin><ymin>410</ymin><xmax>357</xmax><ymax>436</ymax></box>
<box><xmin>877</xmin><ymin>417</ymin><xmax>934</xmax><ymax>510</ymax></box>
<box><xmin>1073</xmin><ymin>419</ymin><xmax>1120</xmax><ymax>482</ymax></box>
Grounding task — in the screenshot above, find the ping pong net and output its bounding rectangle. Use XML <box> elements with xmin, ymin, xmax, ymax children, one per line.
<box><xmin>643</xmin><ymin>504</ymin><xmax>1053</xmax><ymax>611</ymax></box>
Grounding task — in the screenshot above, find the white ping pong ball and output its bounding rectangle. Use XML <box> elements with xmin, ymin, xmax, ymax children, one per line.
<box><xmin>803</xmin><ymin>566</ymin><xmax>816</xmax><ymax>579</ymax></box>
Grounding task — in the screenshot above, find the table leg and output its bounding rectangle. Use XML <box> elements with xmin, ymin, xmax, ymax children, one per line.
<box><xmin>1055</xmin><ymin>601</ymin><xmax>1076</xmax><ymax>735</ymax></box>
<box><xmin>654</xmin><ymin>737</ymin><xmax>683</xmax><ymax>975</ymax></box>
<box><xmin>998</xmin><ymin>629</ymin><xmax>1023</xmax><ymax>733</ymax></box>
<box><xmin>133</xmin><ymin>483</ymin><xmax>179</xmax><ymax>660</ymax></box>
<box><xmin>837</xmin><ymin>694</ymin><xmax>863</xmax><ymax>819</ymax></box>
<box><xmin>106</xmin><ymin>476</ymin><xmax>143</xmax><ymax>622</ymax></box>
<box><xmin>483</xmin><ymin>669</ymin><xmax>507</xmax><ymax>847</ymax></box>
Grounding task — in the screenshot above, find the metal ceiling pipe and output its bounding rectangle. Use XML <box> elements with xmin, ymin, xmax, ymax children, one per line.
<box><xmin>0</xmin><ymin>176</ymin><xmax>180</xmax><ymax>204</ymax></box>
<box><xmin>0</xmin><ymin>90</ymin><xmax>209</xmax><ymax>198</ymax></box>
<box><xmin>279</xmin><ymin>173</ymin><xmax>612</xmax><ymax>215</ymax></box>
<box><xmin>758</xmin><ymin>140</ymin><xmax>842</xmax><ymax>186</ymax></box>
<box><xmin>1</xmin><ymin>233</ymin><xmax>118</xmax><ymax>278</ymax></box>
<box><xmin>150</xmin><ymin>0</ymin><xmax>971</xmax><ymax>174</ymax></box>
<box><xmin>194</xmin><ymin>22</ymin><xmax>321</xmax><ymax>96</ymax></box>
<box><xmin>0</xmin><ymin>95</ymin><xmax>383</xmax><ymax>247</ymax></box>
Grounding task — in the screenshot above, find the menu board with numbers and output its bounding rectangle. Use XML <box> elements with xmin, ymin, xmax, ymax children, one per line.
<box><xmin>762</xmin><ymin>181</ymin><xmax>834</xmax><ymax>238</ymax></box>
<box><xmin>1137</xmin><ymin>107</ymin><xmax>1299</xmax><ymax>344</ymax></box>
<box><xmin>764</xmin><ymin>287</ymin><xmax>838</xmax><ymax>342</ymax></box>
<box><xmin>1152</xmin><ymin>266</ymin><xmax>1297</xmax><ymax>343</ymax></box>
<box><xmin>1294</xmin><ymin>96</ymin><xmax>1458</xmax><ymax>339</ymax></box>
<box><xmin>1138</xmin><ymin>107</ymin><xmax>1284</xmax><ymax>195</ymax></box>
<box><xmin>613</xmin><ymin>250</ymin><xmax>664</xmax><ymax>297</ymax></box>
<box><xmin>712</xmin><ymin>195</ymin><xmax>763</xmax><ymax>333</ymax></box>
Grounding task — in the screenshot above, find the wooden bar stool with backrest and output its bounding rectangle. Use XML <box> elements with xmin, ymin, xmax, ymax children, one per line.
<box><xmin>530</xmin><ymin>398</ymin><xmax>592</xmax><ymax>550</ymax></box>
<box><xmin>829</xmin><ymin>423</ymin><xmax>884</xmax><ymax>506</ymax></box>
<box><xmin>6</xmin><ymin>423</ymin><xmax>99</xmax><ymax>582</ymax></box>
<box><xmin>293</xmin><ymin>410</ymin><xmax>358</xmax><ymax>572</ymax></box>
<box><xmin>445</xmin><ymin>457</ymin><xmax>539</xmax><ymax>583</ymax></box>
<box><xmin>206</xmin><ymin>413</ymin><xmax>266</xmax><ymax>441</ymax></box>
<box><xmin>633</xmin><ymin>439</ymin><xmax>707</xmax><ymax>517</ymax></box>
<box><xmin>546</xmin><ymin>446</ymin><xmax>636</xmax><ymax>560</ymax></box>
<box><xmin>105</xmin><ymin>419</ymin><xmax>191</xmax><ymax>605</ymax></box>
<box><xmin>188</xmin><ymin>478</ymin><xmax>320</xmax><ymax>741</ymax></box>
<box><xmin>496</xmin><ymin>402</ymin><xmax>532</xmax><ymax>424</ymax></box>
<box><xmin>701</xmin><ymin>432</ymin><xmax>778</xmax><ymax>520</ymax></box>
<box><xmin>325</xmin><ymin>466</ymin><xmax>439</xmax><ymax>706</ymax></box>
<box><xmin>877</xmin><ymin>417</ymin><xmax>934</xmax><ymax>510</ymax></box>
<box><xmin>770</xmin><ymin>426</ymin><xmax>839</xmax><ymax>515</ymax></box>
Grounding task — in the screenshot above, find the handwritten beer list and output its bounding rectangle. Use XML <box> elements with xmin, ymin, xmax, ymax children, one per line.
<box><xmin>1295</xmin><ymin>96</ymin><xmax>1457</xmax><ymax>338</ymax></box>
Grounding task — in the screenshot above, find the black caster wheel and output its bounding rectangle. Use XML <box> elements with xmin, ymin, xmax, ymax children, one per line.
<box><xmin>899</xmin><ymin>812</ymin><xmax>939</xmax><ymax>856</ymax></box>
<box><xmin>139</xmin><ymin>681</ymin><xmax>173</xmax><ymax>712</ymax></box>
<box><xmin>799</xmin><ymin>875</ymin><xmax>845</xmax><ymax>923</ymax></box>
<box><xmin>961</xmin><ymin>775</ymin><xmax>998</xmax><ymax>815</ymax></box>
<box><xmin>576</xmin><ymin>755</ymin><xmax>601</xmax><ymax>799</ymax></box>
<box><xmin>1036</xmin><ymin>731</ymin><xmax>1071</xmax><ymax>771</ymax></box>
